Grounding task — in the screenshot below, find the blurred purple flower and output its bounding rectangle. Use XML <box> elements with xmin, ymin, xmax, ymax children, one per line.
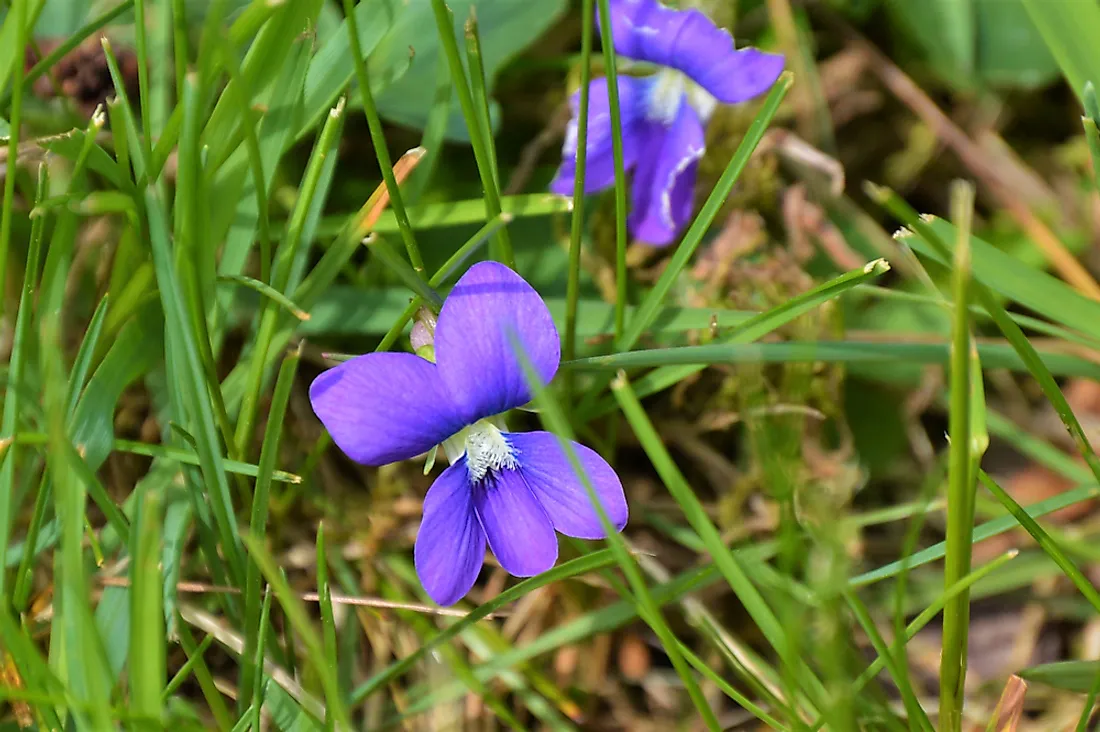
<box><xmin>309</xmin><ymin>262</ymin><xmax>628</xmax><ymax>606</ymax></box>
<box><xmin>551</xmin><ymin>0</ymin><xmax>785</xmax><ymax>246</ymax></box>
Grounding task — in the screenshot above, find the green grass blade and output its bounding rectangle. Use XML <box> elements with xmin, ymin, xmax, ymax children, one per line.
<box><xmin>242</xmin><ymin>535</ymin><xmax>351</xmax><ymax>729</ymax></box>
<box><xmin>0</xmin><ymin>161</ymin><xmax>47</xmax><ymax>594</ymax></box>
<box><xmin>428</xmin><ymin>0</ymin><xmax>513</xmax><ymax>268</ymax></box>
<box><xmin>522</xmin><ymin>369</ymin><xmax>722</xmax><ymax>731</ymax></box>
<box><xmin>563</xmin><ymin>0</ymin><xmax>595</xmax><ymax>376</ymax></box>
<box><xmin>611</xmin><ymin>372</ymin><xmax>829</xmax><ymax>715</ymax></box>
<box><xmin>939</xmin><ymin>181</ymin><xmax>977</xmax><ymax>731</ymax></box>
<box><xmin>979</xmin><ymin>470</ymin><xmax>1100</xmax><ymax>613</ymax></box>
<box><xmin>349</xmin><ymin>550</ymin><xmax>618</xmax><ymax>704</ymax></box>
<box><xmin>341</xmin><ymin>0</ymin><xmax>426</xmax><ymax>274</ymax></box>
<box><xmin>594</xmin><ymin>0</ymin><xmax>629</xmax><ymax>337</ymax></box>
<box><xmin>1020</xmin><ymin>0</ymin><xmax>1100</xmax><ymax>106</ymax></box>
<box><xmin>241</xmin><ymin>347</ymin><xmax>300</xmax><ymax>715</ymax></box>
<box><xmin>618</xmin><ymin>72</ymin><xmax>792</xmax><ymax>352</ymax></box>
<box><xmin>130</xmin><ymin>485</ymin><xmax>165</xmax><ymax>727</ymax></box>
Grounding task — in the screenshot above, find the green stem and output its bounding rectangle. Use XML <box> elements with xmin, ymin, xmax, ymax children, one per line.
<box><xmin>595</xmin><ymin>0</ymin><xmax>628</xmax><ymax>338</ymax></box>
<box><xmin>428</xmin><ymin>0</ymin><xmax>513</xmax><ymax>268</ymax></box>
<box><xmin>563</xmin><ymin>0</ymin><xmax>595</xmax><ymax>389</ymax></box>
<box><xmin>341</xmin><ymin>0</ymin><xmax>427</xmax><ymax>274</ymax></box>
<box><xmin>939</xmin><ymin>181</ymin><xmax>976</xmax><ymax>731</ymax></box>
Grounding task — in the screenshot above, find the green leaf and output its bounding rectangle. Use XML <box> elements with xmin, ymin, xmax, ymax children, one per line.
<box><xmin>903</xmin><ymin>217</ymin><xmax>1100</xmax><ymax>343</ymax></box>
<box><xmin>373</xmin><ymin>0</ymin><xmax>568</xmax><ymax>141</ymax></box>
<box><xmin>1019</xmin><ymin>661</ymin><xmax>1100</xmax><ymax>693</ymax></box>
<box><xmin>973</xmin><ymin>0</ymin><xmax>1059</xmax><ymax>88</ymax></box>
<box><xmin>1021</xmin><ymin>0</ymin><xmax>1100</xmax><ymax>104</ymax></box>
<box><xmin>130</xmin><ymin>486</ymin><xmax>166</xmax><ymax>726</ymax></box>
<box><xmin>35</xmin><ymin>0</ymin><xmax>92</xmax><ymax>38</ymax></box>
<box><xmin>886</xmin><ymin>0</ymin><xmax>974</xmax><ymax>81</ymax></box>
<box><xmin>300</xmin><ymin>0</ymin><xmax>405</xmax><ymax>136</ymax></box>
<box><xmin>887</xmin><ymin>0</ymin><xmax>1058</xmax><ymax>89</ymax></box>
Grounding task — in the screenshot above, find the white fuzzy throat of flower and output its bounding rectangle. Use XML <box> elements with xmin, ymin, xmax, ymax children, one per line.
<box><xmin>646</xmin><ymin>68</ymin><xmax>717</xmax><ymax>125</ymax></box>
<box><xmin>441</xmin><ymin>419</ymin><xmax>517</xmax><ymax>483</ymax></box>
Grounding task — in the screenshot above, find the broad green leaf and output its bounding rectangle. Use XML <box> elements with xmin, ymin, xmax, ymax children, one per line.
<box><xmin>1021</xmin><ymin>0</ymin><xmax>1100</xmax><ymax>103</ymax></box>
<box><xmin>904</xmin><ymin>217</ymin><xmax>1100</xmax><ymax>343</ymax></box>
<box><xmin>1019</xmin><ymin>660</ymin><xmax>1100</xmax><ymax>693</ymax></box>
<box><xmin>887</xmin><ymin>0</ymin><xmax>1057</xmax><ymax>89</ymax></box>
<box><xmin>34</xmin><ymin>0</ymin><xmax>91</xmax><ymax>36</ymax></box>
<box><xmin>886</xmin><ymin>0</ymin><xmax>974</xmax><ymax>82</ymax></box>
<box><xmin>974</xmin><ymin>0</ymin><xmax>1059</xmax><ymax>88</ymax></box>
<box><xmin>299</xmin><ymin>0</ymin><xmax>405</xmax><ymax>136</ymax></box>
<box><xmin>373</xmin><ymin>0</ymin><xmax>568</xmax><ymax>141</ymax></box>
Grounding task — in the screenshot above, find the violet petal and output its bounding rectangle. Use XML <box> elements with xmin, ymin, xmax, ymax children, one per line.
<box><xmin>434</xmin><ymin>262</ymin><xmax>560</xmax><ymax>424</ymax></box>
<box><xmin>550</xmin><ymin>75</ymin><xmax>646</xmax><ymax>196</ymax></box>
<box><xmin>601</xmin><ymin>0</ymin><xmax>784</xmax><ymax>103</ymax></box>
<box><xmin>473</xmin><ymin>468</ymin><xmax>558</xmax><ymax>577</ymax></box>
<box><xmin>309</xmin><ymin>352</ymin><xmax>464</xmax><ymax>466</ymax></box>
<box><xmin>628</xmin><ymin>102</ymin><xmax>705</xmax><ymax>246</ymax></box>
<box><xmin>414</xmin><ymin>459</ymin><xmax>487</xmax><ymax>606</ymax></box>
<box><xmin>509</xmin><ymin>431</ymin><xmax>628</xmax><ymax>539</ymax></box>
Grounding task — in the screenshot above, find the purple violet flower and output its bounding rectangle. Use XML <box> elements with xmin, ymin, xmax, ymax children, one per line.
<box><xmin>309</xmin><ymin>262</ymin><xmax>628</xmax><ymax>606</ymax></box>
<box><xmin>551</xmin><ymin>0</ymin><xmax>785</xmax><ymax>246</ymax></box>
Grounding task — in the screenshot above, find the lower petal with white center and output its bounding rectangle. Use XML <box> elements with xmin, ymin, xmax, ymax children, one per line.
<box><xmin>473</xmin><ymin>468</ymin><xmax>559</xmax><ymax>578</ymax></box>
<box><xmin>413</xmin><ymin>459</ymin><xmax>488</xmax><ymax>606</ymax></box>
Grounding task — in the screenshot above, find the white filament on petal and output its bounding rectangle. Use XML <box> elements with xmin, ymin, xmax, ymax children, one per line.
<box><xmin>440</xmin><ymin>418</ymin><xmax>517</xmax><ymax>483</ymax></box>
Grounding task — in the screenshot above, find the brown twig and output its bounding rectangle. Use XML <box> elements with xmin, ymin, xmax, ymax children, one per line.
<box><xmin>98</xmin><ymin>576</ymin><xmax>509</xmax><ymax>619</ymax></box>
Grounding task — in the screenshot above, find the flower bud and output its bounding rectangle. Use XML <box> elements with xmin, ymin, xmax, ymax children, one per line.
<box><xmin>411</xmin><ymin>307</ymin><xmax>437</xmax><ymax>361</ymax></box>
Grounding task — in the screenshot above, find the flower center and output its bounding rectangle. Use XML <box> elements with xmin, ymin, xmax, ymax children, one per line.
<box><xmin>441</xmin><ymin>419</ymin><xmax>517</xmax><ymax>483</ymax></box>
<box><xmin>645</xmin><ymin>68</ymin><xmax>717</xmax><ymax>125</ymax></box>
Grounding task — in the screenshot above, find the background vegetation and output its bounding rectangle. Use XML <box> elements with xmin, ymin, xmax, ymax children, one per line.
<box><xmin>2</xmin><ymin>0</ymin><xmax>1100</xmax><ymax>729</ymax></box>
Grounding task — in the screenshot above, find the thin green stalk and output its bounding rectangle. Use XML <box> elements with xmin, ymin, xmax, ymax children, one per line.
<box><xmin>133</xmin><ymin>0</ymin><xmax>153</xmax><ymax>162</ymax></box>
<box><xmin>1082</xmin><ymin>82</ymin><xmax>1100</xmax><ymax>189</ymax></box>
<box><xmin>234</xmin><ymin>98</ymin><xmax>346</xmax><ymax>456</ymax></box>
<box><xmin>162</xmin><ymin>633</ymin><xmax>214</xmax><ymax>700</ymax></box>
<box><xmin>428</xmin><ymin>0</ymin><xmax>513</xmax><ymax>268</ymax></box>
<box><xmin>0</xmin><ymin>0</ymin><xmax>27</xmax><ymax>326</ymax></box>
<box><xmin>612</xmin><ymin>371</ymin><xmax>829</xmax><ymax>717</ymax></box>
<box><xmin>563</xmin><ymin>0</ymin><xmax>594</xmax><ymax>381</ymax></box>
<box><xmin>524</xmin><ymin>369</ymin><xmax>722</xmax><ymax>731</ymax></box>
<box><xmin>2</xmin><ymin>162</ymin><xmax>48</xmax><ymax>605</ymax></box>
<box><xmin>979</xmin><ymin>470</ymin><xmax>1100</xmax><ymax>613</ymax></box>
<box><xmin>341</xmin><ymin>0</ymin><xmax>426</xmax><ymax>274</ymax></box>
<box><xmin>809</xmin><ymin>550</ymin><xmax>1018</xmax><ymax>731</ymax></box>
<box><xmin>464</xmin><ymin>9</ymin><xmax>499</xmax><ymax>183</ymax></box>
<box><xmin>240</xmin><ymin>347</ymin><xmax>300</xmax><ymax>716</ymax></box>
<box><xmin>316</xmin><ymin>526</ymin><xmax>338</xmax><ymax>732</ymax></box>
<box><xmin>939</xmin><ymin>181</ymin><xmax>977</xmax><ymax>731</ymax></box>
<box><xmin>250</xmin><ymin>588</ymin><xmax>272</xmax><ymax>732</ymax></box>
<box><xmin>177</xmin><ymin>620</ymin><xmax>234</xmax><ymax>731</ymax></box>
<box><xmin>367</xmin><ymin>235</ymin><xmax>444</xmax><ymax>311</ymax></box>
<box><xmin>595</xmin><ymin>0</ymin><xmax>628</xmax><ymax>337</ymax></box>
<box><xmin>843</xmin><ymin>590</ymin><xmax>935</xmax><ymax>731</ymax></box>
<box><xmin>171</xmin><ymin>0</ymin><xmax>188</xmax><ymax>101</ymax></box>
<box><xmin>130</xmin><ymin>487</ymin><xmax>165</xmax><ymax>725</ymax></box>
<box><xmin>376</xmin><ymin>212</ymin><xmax>509</xmax><ymax>352</ymax></box>
<box><xmin>243</xmin><ymin>535</ymin><xmax>351</xmax><ymax>729</ymax></box>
